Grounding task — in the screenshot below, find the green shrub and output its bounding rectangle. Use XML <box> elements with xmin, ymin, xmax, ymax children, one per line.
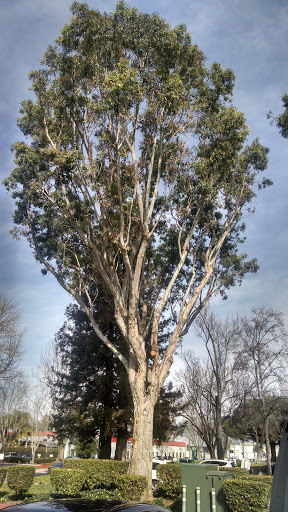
<box><xmin>115</xmin><ymin>474</ymin><xmax>147</xmax><ymax>501</ymax></box>
<box><xmin>156</xmin><ymin>464</ymin><xmax>181</xmax><ymax>499</ymax></box>
<box><xmin>250</xmin><ymin>465</ymin><xmax>268</xmax><ymax>475</ymax></box>
<box><xmin>50</xmin><ymin>468</ymin><xmax>86</xmax><ymax>496</ymax></box>
<box><xmin>64</xmin><ymin>459</ymin><xmax>128</xmax><ymax>490</ymax></box>
<box><xmin>0</xmin><ymin>468</ymin><xmax>7</xmax><ymax>487</ymax></box>
<box><xmin>7</xmin><ymin>466</ymin><xmax>35</xmax><ymax>496</ymax></box>
<box><xmin>222</xmin><ymin>475</ymin><xmax>272</xmax><ymax>512</ymax></box>
<box><xmin>80</xmin><ymin>489</ymin><xmax>121</xmax><ymax>499</ymax></box>
<box><xmin>219</xmin><ymin>467</ymin><xmax>249</xmax><ymax>477</ymax></box>
<box><xmin>36</xmin><ymin>458</ymin><xmax>57</xmax><ymax>465</ymax></box>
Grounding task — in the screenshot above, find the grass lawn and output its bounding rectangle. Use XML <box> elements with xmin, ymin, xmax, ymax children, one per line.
<box><xmin>0</xmin><ymin>474</ymin><xmax>54</xmax><ymax>503</ymax></box>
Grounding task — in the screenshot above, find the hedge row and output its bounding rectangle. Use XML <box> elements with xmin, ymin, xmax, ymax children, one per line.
<box><xmin>0</xmin><ymin>468</ymin><xmax>7</xmax><ymax>486</ymax></box>
<box><xmin>156</xmin><ymin>464</ymin><xmax>181</xmax><ymax>498</ymax></box>
<box><xmin>50</xmin><ymin>461</ymin><xmax>146</xmax><ymax>500</ymax></box>
<box><xmin>4</xmin><ymin>457</ymin><xmax>32</xmax><ymax>464</ymax></box>
<box><xmin>222</xmin><ymin>475</ymin><xmax>272</xmax><ymax>512</ymax></box>
<box><xmin>63</xmin><ymin>459</ymin><xmax>128</xmax><ymax>489</ymax></box>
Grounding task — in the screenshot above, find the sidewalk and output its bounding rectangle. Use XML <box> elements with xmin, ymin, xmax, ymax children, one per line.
<box><xmin>0</xmin><ymin>502</ymin><xmax>19</xmax><ymax>509</ymax></box>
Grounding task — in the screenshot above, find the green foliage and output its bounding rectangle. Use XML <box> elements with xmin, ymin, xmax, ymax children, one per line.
<box><xmin>115</xmin><ymin>474</ymin><xmax>147</xmax><ymax>500</ymax></box>
<box><xmin>156</xmin><ymin>463</ymin><xmax>181</xmax><ymax>499</ymax></box>
<box><xmin>64</xmin><ymin>458</ymin><xmax>128</xmax><ymax>490</ymax></box>
<box><xmin>153</xmin><ymin>382</ymin><xmax>184</xmax><ymax>443</ymax></box>
<box><xmin>4</xmin><ymin>2</ymin><xmax>271</xmax><ymax>342</ymax></box>
<box><xmin>219</xmin><ymin>467</ymin><xmax>249</xmax><ymax>476</ymax></box>
<box><xmin>50</xmin><ymin>460</ymin><xmax>145</xmax><ymax>500</ymax></box>
<box><xmin>274</xmin><ymin>93</ymin><xmax>288</xmax><ymax>138</ymax></box>
<box><xmin>0</xmin><ymin>468</ymin><xmax>7</xmax><ymax>487</ymax></box>
<box><xmin>50</xmin><ymin>468</ymin><xmax>86</xmax><ymax>496</ymax></box>
<box><xmin>80</xmin><ymin>489</ymin><xmax>121</xmax><ymax>499</ymax></box>
<box><xmin>50</xmin><ymin>302</ymin><xmax>132</xmax><ymax>457</ymax></box>
<box><xmin>222</xmin><ymin>475</ymin><xmax>272</xmax><ymax>512</ymax></box>
<box><xmin>7</xmin><ymin>466</ymin><xmax>35</xmax><ymax>496</ymax></box>
<box><xmin>4</xmin><ymin>457</ymin><xmax>32</xmax><ymax>464</ymax></box>
<box><xmin>250</xmin><ymin>465</ymin><xmax>268</xmax><ymax>475</ymax></box>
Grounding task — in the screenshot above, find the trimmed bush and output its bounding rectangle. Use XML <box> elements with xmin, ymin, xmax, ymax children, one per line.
<box><xmin>116</xmin><ymin>474</ymin><xmax>147</xmax><ymax>501</ymax></box>
<box><xmin>219</xmin><ymin>467</ymin><xmax>249</xmax><ymax>477</ymax></box>
<box><xmin>64</xmin><ymin>459</ymin><xmax>128</xmax><ymax>490</ymax></box>
<box><xmin>250</xmin><ymin>465</ymin><xmax>268</xmax><ymax>475</ymax></box>
<box><xmin>50</xmin><ymin>468</ymin><xmax>86</xmax><ymax>496</ymax></box>
<box><xmin>36</xmin><ymin>458</ymin><xmax>57</xmax><ymax>465</ymax></box>
<box><xmin>7</xmin><ymin>466</ymin><xmax>35</xmax><ymax>496</ymax></box>
<box><xmin>222</xmin><ymin>475</ymin><xmax>272</xmax><ymax>512</ymax></box>
<box><xmin>156</xmin><ymin>464</ymin><xmax>181</xmax><ymax>499</ymax></box>
<box><xmin>0</xmin><ymin>467</ymin><xmax>7</xmax><ymax>487</ymax></box>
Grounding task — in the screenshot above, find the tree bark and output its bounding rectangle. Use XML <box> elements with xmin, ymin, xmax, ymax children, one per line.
<box><xmin>215</xmin><ymin>401</ymin><xmax>225</xmax><ymax>459</ymax></box>
<box><xmin>128</xmin><ymin>380</ymin><xmax>156</xmax><ymax>500</ymax></box>
<box><xmin>264</xmin><ymin>420</ymin><xmax>272</xmax><ymax>475</ymax></box>
<box><xmin>206</xmin><ymin>443</ymin><xmax>216</xmax><ymax>459</ymax></box>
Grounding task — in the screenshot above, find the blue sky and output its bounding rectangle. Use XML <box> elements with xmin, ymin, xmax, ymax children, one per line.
<box><xmin>1</xmin><ymin>0</ymin><xmax>288</xmax><ymax>372</ymax></box>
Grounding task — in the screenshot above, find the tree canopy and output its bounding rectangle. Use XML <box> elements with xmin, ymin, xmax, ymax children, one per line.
<box><xmin>4</xmin><ymin>1</ymin><xmax>272</xmax><ymax>494</ymax></box>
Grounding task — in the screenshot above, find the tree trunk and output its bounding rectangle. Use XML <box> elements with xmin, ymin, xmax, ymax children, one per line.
<box><xmin>58</xmin><ymin>440</ymin><xmax>66</xmax><ymax>462</ymax></box>
<box><xmin>206</xmin><ymin>443</ymin><xmax>216</xmax><ymax>459</ymax></box>
<box><xmin>128</xmin><ymin>383</ymin><xmax>156</xmax><ymax>500</ymax></box>
<box><xmin>255</xmin><ymin>433</ymin><xmax>261</xmax><ymax>464</ymax></box>
<box><xmin>216</xmin><ymin>439</ymin><xmax>225</xmax><ymax>460</ymax></box>
<box><xmin>270</xmin><ymin>440</ymin><xmax>277</xmax><ymax>463</ymax></box>
<box><xmin>264</xmin><ymin>420</ymin><xmax>272</xmax><ymax>475</ymax></box>
<box><xmin>115</xmin><ymin>427</ymin><xmax>128</xmax><ymax>461</ymax></box>
<box><xmin>98</xmin><ymin>429</ymin><xmax>112</xmax><ymax>459</ymax></box>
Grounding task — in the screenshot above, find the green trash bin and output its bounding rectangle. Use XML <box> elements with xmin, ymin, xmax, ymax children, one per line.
<box><xmin>181</xmin><ymin>464</ymin><xmax>232</xmax><ymax>512</ymax></box>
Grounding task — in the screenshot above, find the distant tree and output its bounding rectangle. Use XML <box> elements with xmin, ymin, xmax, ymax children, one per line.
<box><xmin>223</xmin><ymin>396</ymin><xmax>288</xmax><ymax>463</ymax></box>
<box><xmin>266</xmin><ymin>396</ymin><xmax>288</xmax><ymax>462</ymax></box>
<box><xmin>237</xmin><ymin>307</ymin><xmax>288</xmax><ymax>474</ymax></box>
<box><xmin>153</xmin><ymin>381</ymin><xmax>184</xmax><ymax>445</ymax></box>
<box><xmin>74</xmin><ymin>436</ymin><xmax>98</xmax><ymax>459</ymax></box>
<box><xmin>4</xmin><ymin>1</ymin><xmax>271</xmax><ymax>495</ymax></box>
<box><xmin>223</xmin><ymin>398</ymin><xmax>265</xmax><ymax>462</ymax></box>
<box><xmin>177</xmin><ymin>352</ymin><xmax>217</xmax><ymax>457</ymax></box>
<box><xmin>49</xmin><ymin>300</ymin><xmax>132</xmax><ymax>460</ymax></box>
<box><xmin>0</xmin><ymin>294</ymin><xmax>24</xmax><ymax>380</ymax></box>
<box><xmin>0</xmin><ymin>376</ymin><xmax>28</xmax><ymax>453</ymax></box>
<box><xmin>177</xmin><ymin>309</ymin><xmax>243</xmax><ymax>459</ymax></box>
<box><xmin>27</xmin><ymin>382</ymin><xmax>51</xmax><ymax>463</ymax></box>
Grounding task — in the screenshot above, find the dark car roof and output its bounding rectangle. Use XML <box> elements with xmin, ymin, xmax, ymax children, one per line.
<box><xmin>4</xmin><ymin>500</ymin><xmax>170</xmax><ymax>512</ymax></box>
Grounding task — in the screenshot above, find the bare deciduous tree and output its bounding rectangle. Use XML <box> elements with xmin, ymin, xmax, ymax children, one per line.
<box><xmin>0</xmin><ymin>376</ymin><xmax>28</xmax><ymax>453</ymax></box>
<box><xmin>238</xmin><ymin>306</ymin><xmax>288</xmax><ymax>475</ymax></box>
<box><xmin>178</xmin><ymin>309</ymin><xmax>244</xmax><ymax>459</ymax></box>
<box><xmin>0</xmin><ymin>294</ymin><xmax>24</xmax><ymax>379</ymax></box>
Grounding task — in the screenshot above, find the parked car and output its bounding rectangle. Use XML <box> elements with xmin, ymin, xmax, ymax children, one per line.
<box><xmin>1</xmin><ymin>500</ymin><xmax>171</xmax><ymax>512</ymax></box>
<box><xmin>199</xmin><ymin>459</ymin><xmax>235</xmax><ymax>467</ymax></box>
<box><xmin>48</xmin><ymin>462</ymin><xmax>64</xmax><ymax>473</ymax></box>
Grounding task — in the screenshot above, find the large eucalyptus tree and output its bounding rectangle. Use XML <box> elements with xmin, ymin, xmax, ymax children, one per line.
<box><xmin>4</xmin><ymin>1</ymin><xmax>271</xmax><ymax>495</ymax></box>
